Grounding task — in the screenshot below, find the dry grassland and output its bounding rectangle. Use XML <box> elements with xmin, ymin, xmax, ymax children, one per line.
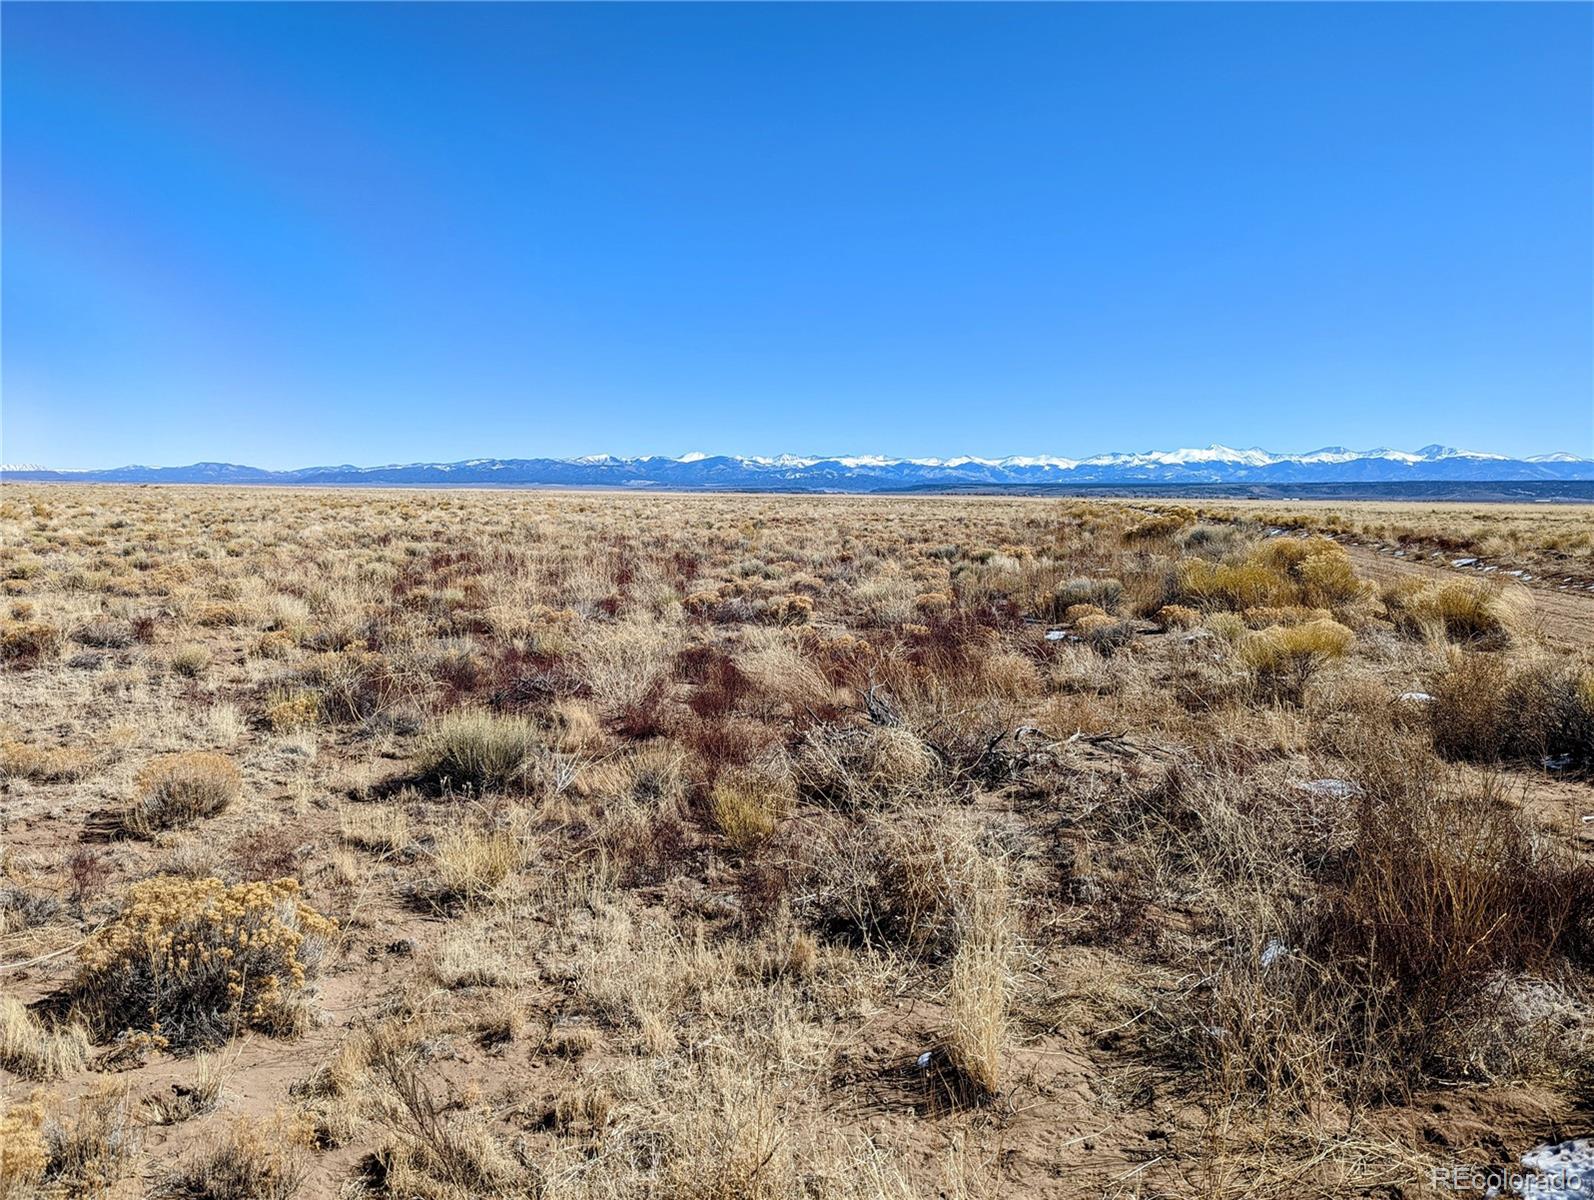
<box><xmin>2</xmin><ymin>485</ymin><xmax>1593</xmax><ymax>1199</ymax></box>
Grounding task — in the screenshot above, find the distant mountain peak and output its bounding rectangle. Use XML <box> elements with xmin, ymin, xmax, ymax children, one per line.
<box><xmin>6</xmin><ymin>445</ymin><xmax>1589</xmax><ymax>489</ymax></box>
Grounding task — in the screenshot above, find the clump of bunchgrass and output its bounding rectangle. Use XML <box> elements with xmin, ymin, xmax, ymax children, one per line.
<box><xmin>0</xmin><ymin>997</ymin><xmax>90</xmax><ymax>1079</ymax></box>
<box><xmin>162</xmin><ymin>1114</ymin><xmax>308</xmax><ymax>1200</ymax></box>
<box><xmin>943</xmin><ymin>863</ymin><xmax>1012</xmax><ymax>1103</ymax></box>
<box><xmin>708</xmin><ymin>764</ymin><xmax>790</xmax><ymax>849</ymax></box>
<box><xmin>430</xmin><ymin>828</ymin><xmax>521</xmax><ymax>906</ymax></box>
<box><xmin>1428</xmin><ymin>653</ymin><xmax>1594</xmax><ymax>769</ymax></box>
<box><xmin>0</xmin><ymin>740</ymin><xmax>94</xmax><ymax>783</ymax></box>
<box><xmin>169</xmin><ymin>643</ymin><xmax>212</xmax><ymax>678</ymax></box>
<box><xmin>417</xmin><ymin>710</ymin><xmax>540</xmax><ymax>793</ymax></box>
<box><xmin>1384</xmin><ymin>577</ymin><xmax>1530</xmax><ymax>646</ymax></box>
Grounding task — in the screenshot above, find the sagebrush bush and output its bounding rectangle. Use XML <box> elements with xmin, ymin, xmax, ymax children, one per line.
<box><xmin>1051</xmin><ymin>577</ymin><xmax>1123</xmax><ymax>618</ymax></box>
<box><xmin>1081</xmin><ymin>617</ymin><xmax>1138</xmax><ymax>656</ymax></box>
<box><xmin>74</xmin><ymin>876</ymin><xmax>334</xmax><ymax>1050</ymax></box>
<box><xmin>125</xmin><ymin>752</ymin><xmax>241</xmax><ymax>833</ymax></box>
<box><xmin>1177</xmin><ymin>522</ymin><xmax>1247</xmax><ymax>556</ymax></box>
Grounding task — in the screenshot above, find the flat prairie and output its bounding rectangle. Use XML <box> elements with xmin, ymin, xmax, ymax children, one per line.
<box><xmin>2</xmin><ymin>485</ymin><xmax>1592</xmax><ymax>1199</ymax></box>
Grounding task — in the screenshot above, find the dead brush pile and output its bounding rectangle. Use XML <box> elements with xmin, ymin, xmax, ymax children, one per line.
<box><xmin>1154</xmin><ymin>736</ymin><xmax>1594</xmax><ymax>1110</ymax></box>
<box><xmin>1426</xmin><ymin>652</ymin><xmax>1594</xmax><ymax>769</ymax></box>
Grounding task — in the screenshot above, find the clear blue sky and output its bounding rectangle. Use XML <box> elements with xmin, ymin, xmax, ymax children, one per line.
<box><xmin>4</xmin><ymin>2</ymin><xmax>1590</xmax><ymax>468</ymax></box>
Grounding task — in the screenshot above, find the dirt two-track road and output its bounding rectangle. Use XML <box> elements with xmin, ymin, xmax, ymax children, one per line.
<box><xmin>1345</xmin><ymin>543</ymin><xmax>1594</xmax><ymax>652</ymax></box>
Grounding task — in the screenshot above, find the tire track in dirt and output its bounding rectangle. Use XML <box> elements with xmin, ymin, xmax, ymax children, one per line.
<box><xmin>1345</xmin><ymin>544</ymin><xmax>1594</xmax><ymax>652</ymax></box>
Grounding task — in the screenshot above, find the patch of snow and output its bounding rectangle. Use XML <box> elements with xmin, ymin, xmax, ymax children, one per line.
<box><xmin>1260</xmin><ymin>939</ymin><xmax>1290</xmax><ymax>968</ymax></box>
<box><xmin>1504</xmin><ymin>1137</ymin><xmax>1594</xmax><ymax>1198</ymax></box>
<box><xmin>1294</xmin><ymin>778</ymin><xmax>1363</xmax><ymax>799</ymax></box>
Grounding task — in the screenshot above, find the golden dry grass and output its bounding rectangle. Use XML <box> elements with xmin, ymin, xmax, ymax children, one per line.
<box><xmin>1</xmin><ymin>484</ymin><xmax>1592</xmax><ymax>1199</ymax></box>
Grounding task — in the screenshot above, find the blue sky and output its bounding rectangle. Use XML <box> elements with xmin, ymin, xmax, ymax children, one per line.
<box><xmin>3</xmin><ymin>2</ymin><xmax>1590</xmax><ymax>468</ymax></box>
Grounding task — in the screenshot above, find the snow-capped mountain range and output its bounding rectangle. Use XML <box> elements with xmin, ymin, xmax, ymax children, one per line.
<box><xmin>4</xmin><ymin>444</ymin><xmax>1591</xmax><ymax>490</ymax></box>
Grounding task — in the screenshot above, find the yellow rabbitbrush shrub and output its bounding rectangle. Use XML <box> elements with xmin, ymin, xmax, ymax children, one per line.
<box><xmin>1177</xmin><ymin>538</ymin><xmax>1370</xmax><ymax>617</ymax></box>
<box><xmin>1153</xmin><ymin>604</ymin><xmax>1201</xmax><ymax>631</ymax></box>
<box><xmin>1238</xmin><ymin>618</ymin><xmax>1354</xmax><ymax>704</ymax></box>
<box><xmin>265</xmin><ymin>689</ymin><xmax>321</xmax><ymax>733</ymax></box>
<box><xmin>125</xmin><ymin>751</ymin><xmax>241</xmax><ymax>833</ymax></box>
<box><xmin>75</xmin><ymin>876</ymin><xmax>335</xmax><ymax>1050</ymax></box>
